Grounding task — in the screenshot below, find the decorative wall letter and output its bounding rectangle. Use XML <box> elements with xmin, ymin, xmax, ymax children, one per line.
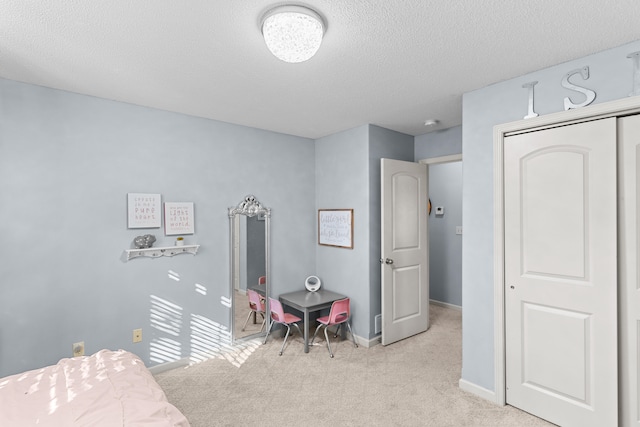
<box><xmin>627</xmin><ymin>51</ymin><xmax>640</xmax><ymax>97</ymax></box>
<box><xmin>522</xmin><ymin>81</ymin><xmax>539</xmax><ymax>119</ymax></box>
<box><xmin>562</xmin><ymin>66</ymin><xmax>596</xmax><ymax>110</ymax></box>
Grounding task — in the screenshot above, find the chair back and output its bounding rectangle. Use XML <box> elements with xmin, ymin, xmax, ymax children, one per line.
<box><xmin>247</xmin><ymin>289</ymin><xmax>265</xmax><ymax>313</ymax></box>
<box><xmin>268</xmin><ymin>297</ymin><xmax>286</xmax><ymax>323</ymax></box>
<box><xmin>328</xmin><ymin>298</ymin><xmax>351</xmax><ymax>325</ymax></box>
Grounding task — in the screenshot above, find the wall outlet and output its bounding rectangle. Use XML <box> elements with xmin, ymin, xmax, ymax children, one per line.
<box><xmin>375</xmin><ymin>314</ymin><xmax>382</xmax><ymax>334</ymax></box>
<box><xmin>133</xmin><ymin>328</ymin><xmax>142</xmax><ymax>343</ymax></box>
<box><xmin>456</xmin><ymin>226</ymin><xmax>463</xmax><ymax>235</ymax></box>
<box><xmin>72</xmin><ymin>341</ymin><xmax>85</xmax><ymax>357</ymax></box>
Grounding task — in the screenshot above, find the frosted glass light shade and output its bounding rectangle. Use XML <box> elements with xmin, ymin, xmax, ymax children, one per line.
<box><xmin>261</xmin><ymin>5</ymin><xmax>325</xmax><ymax>63</ymax></box>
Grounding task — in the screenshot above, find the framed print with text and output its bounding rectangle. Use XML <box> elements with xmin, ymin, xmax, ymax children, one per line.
<box><xmin>127</xmin><ymin>193</ymin><xmax>161</xmax><ymax>228</ymax></box>
<box><xmin>318</xmin><ymin>209</ymin><xmax>353</xmax><ymax>249</ymax></box>
<box><xmin>164</xmin><ymin>202</ymin><xmax>195</xmax><ymax>235</ymax></box>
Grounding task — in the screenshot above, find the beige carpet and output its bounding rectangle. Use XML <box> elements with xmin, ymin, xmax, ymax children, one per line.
<box><xmin>155</xmin><ymin>304</ymin><xmax>553</xmax><ymax>426</ymax></box>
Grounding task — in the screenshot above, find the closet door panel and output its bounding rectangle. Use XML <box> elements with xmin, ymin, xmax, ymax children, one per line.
<box><xmin>619</xmin><ymin>114</ymin><xmax>640</xmax><ymax>427</ymax></box>
<box><xmin>505</xmin><ymin>118</ymin><xmax>618</xmax><ymax>427</ymax></box>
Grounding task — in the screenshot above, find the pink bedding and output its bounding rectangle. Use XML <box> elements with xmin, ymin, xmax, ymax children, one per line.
<box><xmin>0</xmin><ymin>349</ymin><xmax>189</xmax><ymax>426</ymax></box>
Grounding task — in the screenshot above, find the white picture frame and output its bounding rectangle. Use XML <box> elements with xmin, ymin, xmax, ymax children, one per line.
<box><xmin>164</xmin><ymin>202</ymin><xmax>195</xmax><ymax>235</ymax></box>
<box><xmin>127</xmin><ymin>193</ymin><xmax>161</xmax><ymax>228</ymax></box>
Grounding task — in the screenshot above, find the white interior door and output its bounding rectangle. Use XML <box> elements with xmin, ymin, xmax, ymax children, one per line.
<box><xmin>619</xmin><ymin>114</ymin><xmax>640</xmax><ymax>427</ymax></box>
<box><xmin>504</xmin><ymin>118</ymin><xmax>618</xmax><ymax>426</ymax></box>
<box><xmin>381</xmin><ymin>158</ymin><xmax>429</xmax><ymax>345</ymax></box>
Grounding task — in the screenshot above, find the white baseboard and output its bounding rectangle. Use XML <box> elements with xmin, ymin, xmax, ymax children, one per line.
<box><xmin>430</xmin><ymin>299</ymin><xmax>462</xmax><ymax>311</ymax></box>
<box><xmin>149</xmin><ymin>357</ymin><xmax>190</xmax><ymax>375</ymax></box>
<box><xmin>458</xmin><ymin>378</ymin><xmax>499</xmax><ymax>404</ymax></box>
<box><xmin>326</xmin><ymin>325</ymin><xmax>379</xmax><ymax>348</ymax></box>
<box><xmin>357</xmin><ymin>334</ymin><xmax>380</xmax><ymax>348</ymax></box>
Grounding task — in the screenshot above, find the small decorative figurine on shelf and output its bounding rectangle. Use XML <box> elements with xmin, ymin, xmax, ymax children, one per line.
<box><xmin>175</xmin><ymin>237</ymin><xmax>184</xmax><ymax>246</ymax></box>
<box><xmin>134</xmin><ymin>234</ymin><xmax>156</xmax><ymax>249</ymax></box>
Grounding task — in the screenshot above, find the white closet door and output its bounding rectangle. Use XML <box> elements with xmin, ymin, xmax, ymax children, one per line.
<box><xmin>504</xmin><ymin>118</ymin><xmax>618</xmax><ymax>426</ymax></box>
<box><xmin>620</xmin><ymin>114</ymin><xmax>640</xmax><ymax>427</ymax></box>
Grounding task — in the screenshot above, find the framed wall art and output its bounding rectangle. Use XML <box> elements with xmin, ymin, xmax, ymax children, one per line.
<box><xmin>164</xmin><ymin>202</ymin><xmax>195</xmax><ymax>235</ymax></box>
<box><xmin>318</xmin><ymin>209</ymin><xmax>353</xmax><ymax>249</ymax></box>
<box><xmin>127</xmin><ymin>193</ymin><xmax>161</xmax><ymax>228</ymax></box>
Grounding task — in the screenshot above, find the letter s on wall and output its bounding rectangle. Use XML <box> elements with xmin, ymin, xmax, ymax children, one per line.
<box><xmin>562</xmin><ymin>66</ymin><xmax>596</xmax><ymax>110</ymax></box>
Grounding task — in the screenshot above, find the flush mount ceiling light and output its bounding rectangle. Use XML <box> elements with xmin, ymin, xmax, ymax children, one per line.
<box><xmin>261</xmin><ymin>5</ymin><xmax>325</xmax><ymax>63</ymax></box>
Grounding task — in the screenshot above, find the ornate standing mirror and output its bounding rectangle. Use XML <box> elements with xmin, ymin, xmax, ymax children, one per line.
<box><xmin>229</xmin><ymin>195</ymin><xmax>270</xmax><ymax>342</ymax></box>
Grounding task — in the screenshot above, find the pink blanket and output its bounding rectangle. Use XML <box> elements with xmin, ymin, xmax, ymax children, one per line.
<box><xmin>0</xmin><ymin>349</ymin><xmax>189</xmax><ymax>426</ymax></box>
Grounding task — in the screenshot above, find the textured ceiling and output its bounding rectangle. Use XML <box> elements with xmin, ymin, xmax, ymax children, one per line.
<box><xmin>2</xmin><ymin>1</ymin><xmax>640</xmax><ymax>138</ymax></box>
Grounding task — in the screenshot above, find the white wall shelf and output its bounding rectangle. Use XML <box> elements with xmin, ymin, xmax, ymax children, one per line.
<box><xmin>125</xmin><ymin>245</ymin><xmax>199</xmax><ymax>261</ymax></box>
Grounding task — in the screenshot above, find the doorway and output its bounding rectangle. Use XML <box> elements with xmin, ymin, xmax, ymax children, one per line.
<box><xmin>379</xmin><ymin>154</ymin><xmax>462</xmax><ymax>346</ymax></box>
<box><xmin>421</xmin><ymin>155</ymin><xmax>463</xmax><ymax>309</ymax></box>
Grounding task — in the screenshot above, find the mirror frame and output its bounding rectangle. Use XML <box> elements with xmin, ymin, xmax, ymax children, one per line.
<box><xmin>228</xmin><ymin>195</ymin><xmax>270</xmax><ymax>342</ymax></box>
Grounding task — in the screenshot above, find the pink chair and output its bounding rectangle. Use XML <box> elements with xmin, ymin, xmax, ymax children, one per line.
<box><xmin>263</xmin><ymin>297</ymin><xmax>302</xmax><ymax>356</ymax></box>
<box><xmin>241</xmin><ymin>289</ymin><xmax>266</xmax><ymax>332</ymax></box>
<box><xmin>310</xmin><ymin>298</ymin><xmax>358</xmax><ymax>358</ymax></box>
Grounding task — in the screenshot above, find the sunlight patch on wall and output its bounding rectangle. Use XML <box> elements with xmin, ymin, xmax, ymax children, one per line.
<box><xmin>150</xmin><ymin>295</ymin><xmax>183</xmax><ymax>336</ymax></box>
<box><xmin>220</xmin><ymin>296</ymin><xmax>231</xmax><ymax>308</ymax></box>
<box><xmin>189</xmin><ymin>313</ymin><xmax>232</xmax><ymax>364</ymax></box>
<box><xmin>188</xmin><ymin>314</ymin><xmax>261</xmax><ymax>367</ymax></box>
<box><xmin>150</xmin><ymin>337</ymin><xmax>182</xmax><ymax>364</ymax></box>
<box><xmin>150</xmin><ymin>295</ymin><xmax>184</xmax><ymax>363</ymax></box>
<box><xmin>148</xmin><ymin>295</ymin><xmax>259</xmax><ymax>369</ymax></box>
<box><xmin>168</xmin><ymin>270</ymin><xmax>181</xmax><ymax>281</ymax></box>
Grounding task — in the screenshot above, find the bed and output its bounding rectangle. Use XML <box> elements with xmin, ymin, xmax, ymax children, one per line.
<box><xmin>0</xmin><ymin>349</ymin><xmax>189</xmax><ymax>426</ymax></box>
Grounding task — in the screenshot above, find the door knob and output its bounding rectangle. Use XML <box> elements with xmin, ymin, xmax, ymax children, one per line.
<box><xmin>385</xmin><ymin>258</ymin><xmax>394</xmax><ymax>265</ymax></box>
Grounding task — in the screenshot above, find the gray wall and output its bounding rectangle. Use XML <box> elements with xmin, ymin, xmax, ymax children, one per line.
<box><xmin>0</xmin><ymin>78</ymin><xmax>316</xmax><ymax>377</ymax></box>
<box><xmin>461</xmin><ymin>39</ymin><xmax>640</xmax><ymax>392</ymax></box>
<box><xmin>428</xmin><ymin>162</ymin><xmax>462</xmax><ymax>307</ymax></box>
<box><xmin>315</xmin><ymin>125</ymin><xmax>371</xmax><ymax>339</ymax></box>
<box><xmin>415</xmin><ymin>126</ymin><xmax>462</xmax><ymax>159</ymax></box>
<box><xmin>0</xmin><ymin>78</ymin><xmax>416</xmax><ymax>377</ymax></box>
